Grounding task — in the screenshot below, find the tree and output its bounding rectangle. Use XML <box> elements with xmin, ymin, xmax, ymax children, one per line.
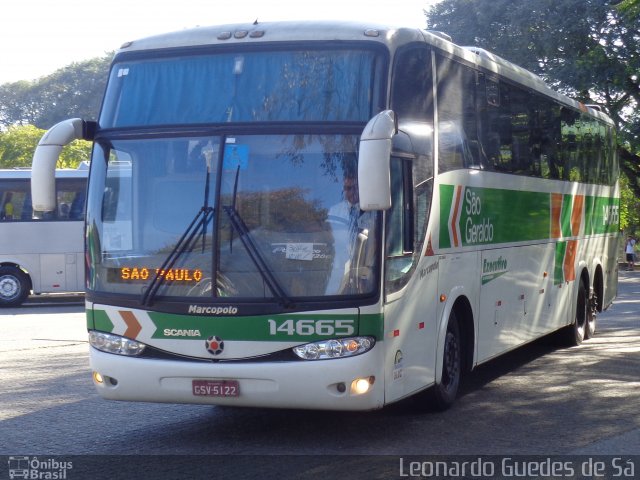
<box><xmin>0</xmin><ymin>124</ymin><xmax>91</xmax><ymax>169</ymax></box>
<box><xmin>0</xmin><ymin>54</ymin><xmax>111</xmax><ymax>130</ymax></box>
<box><xmin>617</xmin><ymin>0</ymin><xmax>640</xmax><ymax>19</ymax></box>
<box><xmin>0</xmin><ymin>125</ymin><xmax>44</xmax><ymax>168</ymax></box>
<box><xmin>620</xmin><ymin>175</ymin><xmax>640</xmax><ymax>235</ymax></box>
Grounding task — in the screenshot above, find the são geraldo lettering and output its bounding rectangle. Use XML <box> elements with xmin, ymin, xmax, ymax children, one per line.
<box><xmin>464</xmin><ymin>189</ymin><xmax>494</xmax><ymax>244</ymax></box>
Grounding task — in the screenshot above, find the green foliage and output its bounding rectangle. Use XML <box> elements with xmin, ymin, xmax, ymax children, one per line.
<box><xmin>0</xmin><ymin>124</ymin><xmax>91</xmax><ymax>169</ymax></box>
<box><xmin>0</xmin><ymin>54</ymin><xmax>107</xmax><ymax>169</ymax></box>
<box><xmin>617</xmin><ymin>0</ymin><xmax>640</xmax><ymax>19</ymax></box>
<box><xmin>0</xmin><ymin>125</ymin><xmax>44</xmax><ymax>168</ymax></box>
<box><xmin>619</xmin><ymin>175</ymin><xmax>640</xmax><ymax>234</ymax></box>
<box><xmin>0</xmin><ymin>54</ymin><xmax>111</xmax><ymax>130</ymax></box>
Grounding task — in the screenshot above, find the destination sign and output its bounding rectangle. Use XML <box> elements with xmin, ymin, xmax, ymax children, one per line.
<box><xmin>113</xmin><ymin>267</ymin><xmax>204</xmax><ymax>283</ymax></box>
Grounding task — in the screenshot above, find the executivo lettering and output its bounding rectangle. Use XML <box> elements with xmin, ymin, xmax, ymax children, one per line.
<box><xmin>483</xmin><ymin>256</ymin><xmax>507</xmax><ymax>274</ymax></box>
<box><xmin>481</xmin><ymin>256</ymin><xmax>508</xmax><ymax>285</ymax></box>
<box><xmin>188</xmin><ymin>305</ymin><xmax>239</xmax><ymax>315</ymax></box>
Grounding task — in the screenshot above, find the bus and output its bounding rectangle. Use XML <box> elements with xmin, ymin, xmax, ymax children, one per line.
<box><xmin>31</xmin><ymin>21</ymin><xmax>619</xmax><ymax>410</ymax></box>
<box><xmin>0</xmin><ymin>167</ymin><xmax>86</xmax><ymax>307</ymax></box>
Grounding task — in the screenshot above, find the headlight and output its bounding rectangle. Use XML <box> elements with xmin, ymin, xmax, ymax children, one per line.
<box><xmin>89</xmin><ymin>331</ymin><xmax>146</xmax><ymax>356</ymax></box>
<box><xmin>293</xmin><ymin>336</ymin><xmax>375</xmax><ymax>360</ymax></box>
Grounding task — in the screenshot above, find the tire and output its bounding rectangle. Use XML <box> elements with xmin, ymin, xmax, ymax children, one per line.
<box><xmin>422</xmin><ymin>312</ymin><xmax>462</xmax><ymax>411</ymax></box>
<box><xmin>563</xmin><ymin>280</ymin><xmax>587</xmax><ymax>346</ymax></box>
<box><xmin>0</xmin><ymin>266</ymin><xmax>31</xmax><ymax>307</ymax></box>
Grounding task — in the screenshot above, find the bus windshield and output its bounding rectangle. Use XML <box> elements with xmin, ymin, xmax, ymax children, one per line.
<box><xmin>100</xmin><ymin>48</ymin><xmax>381</xmax><ymax>127</ymax></box>
<box><xmin>86</xmin><ymin>134</ymin><xmax>380</xmax><ymax>302</ymax></box>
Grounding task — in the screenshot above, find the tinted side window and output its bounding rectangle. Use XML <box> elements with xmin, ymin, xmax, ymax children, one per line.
<box><xmin>391</xmin><ymin>45</ymin><xmax>433</xmax><ymax>122</ymax></box>
<box><xmin>436</xmin><ymin>55</ymin><xmax>478</xmax><ymax>172</ymax></box>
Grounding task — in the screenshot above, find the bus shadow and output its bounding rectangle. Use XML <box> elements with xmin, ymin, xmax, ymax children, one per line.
<box><xmin>458</xmin><ymin>334</ymin><xmax>561</xmax><ymax>398</ymax></box>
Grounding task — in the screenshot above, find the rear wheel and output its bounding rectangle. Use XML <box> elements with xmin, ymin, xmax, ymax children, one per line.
<box><xmin>563</xmin><ymin>280</ymin><xmax>587</xmax><ymax>346</ymax></box>
<box><xmin>0</xmin><ymin>266</ymin><xmax>30</xmax><ymax>307</ymax></box>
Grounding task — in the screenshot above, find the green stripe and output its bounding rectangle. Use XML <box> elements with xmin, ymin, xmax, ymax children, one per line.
<box><xmin>439</xmin><ymin>184</ymin><xmax>455</xmax><ymax>249</ymax></box>
<box><xmin>554</xmin><ymin>241</ymin><xmax>567</xmax><ymax>285</ymax></box>
<box><xmin>147</xmin><ymin>312</ymin><xmax>384</xmax><ymax>342</ymax></box>
<box><xmin>439</xmin><ymin>185</ymin><xmax>549</xmax><ymax>247</ymax></box>
<box><xmin>584</xmin><ymin>195</ymin><xmax>620</xmax><ymax>234</ymax></box>
<box><xmin>93</xmin><ymin>309</ymin><xmax>114</xmax><ymax>332</ymax></box>
<box><xmin>560</xmin><ymin>195</ymin><xmax>573</xmax><ymax>238</ymax></box>
<box><xmin>86</xmin><ymin>310</ymin><xmax>94</xmax><ymax>330</ymax></box>
<box><xmin>439</xmin><ymin>184</ymin><xmax>619</xmax><ymax>248</ymax></box>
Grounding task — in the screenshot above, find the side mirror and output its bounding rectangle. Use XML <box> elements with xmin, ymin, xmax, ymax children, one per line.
<box><xmin>358</xmin><ymin>110</ymin><xmax>397</xmax><ymax>211</ymax></box>
<box><xmin>31</xmin><ymin>119</ymin><xmax>95</xmax><ymax>212</ymax></box>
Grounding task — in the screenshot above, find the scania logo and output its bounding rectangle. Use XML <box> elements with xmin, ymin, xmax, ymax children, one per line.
<box><xmin>205</xmin><ymin>335</ymin><xmax>224</xmax><ymax>356</ymax></box>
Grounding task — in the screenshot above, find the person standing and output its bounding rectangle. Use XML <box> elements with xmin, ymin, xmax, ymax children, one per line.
<box><xmin>625</xmin><ymin>235</ymin><xmax>636</xmax><ymax>271</ymax></box>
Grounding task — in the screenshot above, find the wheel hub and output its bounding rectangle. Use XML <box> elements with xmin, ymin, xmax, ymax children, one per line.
<box><xmin>0</xmin><ymin>275</ymin><xmax>20</xmax><ymax>299</ymax></box>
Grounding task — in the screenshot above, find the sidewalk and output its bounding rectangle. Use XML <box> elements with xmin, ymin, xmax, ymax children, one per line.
<box><xmin>570</xmin><ymin>269</ymin><xmax>640</xmax><ymax>455</ymax></box>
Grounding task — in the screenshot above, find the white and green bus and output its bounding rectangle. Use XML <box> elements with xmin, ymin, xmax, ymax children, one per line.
<box><xmin>32</xmin><ymin>21</ymin><xmax>619</xmax><ymax>410</ymax></box>
<box><xmin>0</xmin><ymin>167</ymin><xmax>87</xmax><ymax>306</ymax></box>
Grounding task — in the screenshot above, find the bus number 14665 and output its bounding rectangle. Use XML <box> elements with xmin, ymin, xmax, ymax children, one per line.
<box><xmin>267</xmin><ymin>319</ymin><xmax>355</xmax><ymax>336</ymax></box>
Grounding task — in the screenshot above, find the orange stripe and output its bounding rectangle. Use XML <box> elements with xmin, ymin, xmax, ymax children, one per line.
<box><xmin>571</xmin><ymin>195</ymin><xmax>584</xmax><ymax>236</ymax></box>
<box><xmin>119</xmin><ymin>311</ymin><xmax>142</xmax><ymax>339</ymax></box>
<box><xmin>563</xmin><ymin>240</ymin><xmax>577</xmax><ymax>282</ymax></box>
<box><xmin>551</xmin><ymin>193</ymin><xmax>563</xmax><ymax>239</ymax></box>
<box><xmin>451</xmin><ymin>186</ymin><xmax>463</xmax><ymax>247</ymax></box>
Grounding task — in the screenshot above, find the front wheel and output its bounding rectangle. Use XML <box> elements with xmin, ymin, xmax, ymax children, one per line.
<box><xmin>416</xmin><ymin>312</ymin><xmax>462</xmax><ymax>411</ymax></box>
<box><xmin>0</xmin><ymin>266</ymin><xmax>31</xmax><ymax>307</ymax></box>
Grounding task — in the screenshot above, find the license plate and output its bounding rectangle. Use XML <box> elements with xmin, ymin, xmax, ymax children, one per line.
<box><xmin>192</xmin><ymin>379</ymin><xmax>240</xmax><ymax>397</ymax></box>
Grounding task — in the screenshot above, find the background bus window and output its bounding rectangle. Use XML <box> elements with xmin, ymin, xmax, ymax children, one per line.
<box><xmin>1</xmin><ymin>176</ymin><xmax>86</xmax><ymax>222</ymax></box>
<box><xmin>0</xmin><ymin>182</ymin><xmax>28</xmax><ymax>221</ymax></box>
<box><xmin>56</xmin><ymin>179</ymin><xmax>86</xmax><ymax>220</ymax></box>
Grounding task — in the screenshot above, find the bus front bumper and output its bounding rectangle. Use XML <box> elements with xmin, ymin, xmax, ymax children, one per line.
<box><xmin>89</xmin><ymin>345</ymin><xmax>385</xmax><ymax>411</ymax></box>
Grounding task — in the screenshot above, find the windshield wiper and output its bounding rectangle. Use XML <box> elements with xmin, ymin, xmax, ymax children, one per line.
<box><xmin>222</xmin><ymin>205</ymin><xmax>292</xmax><ymax>308</ymax></box>
<box><xmin>222</xmin><ymin>165</ymin><xmax>292</xmax><ymax>308</ymax></box>
<box><xmin>142</xmin><ymin>148</ymin><xmax>216</xmax><ymax>306</ymax></box>
<box><xmin>141</xmin><ymin>206</ymin><xmax>214</xmax><ymax>306</ymax></box>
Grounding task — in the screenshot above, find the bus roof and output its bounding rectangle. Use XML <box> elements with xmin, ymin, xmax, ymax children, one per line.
<box><xmin>115</xmin><ymin>20</ymin><xmax>613</xmax><ymax>126</ymax></box>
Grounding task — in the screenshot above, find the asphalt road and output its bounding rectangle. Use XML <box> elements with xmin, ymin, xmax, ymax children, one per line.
<box><xmin>0</xmin><ymin>273</ymin><xmax>638</xmax><ymax>479</ymax></box>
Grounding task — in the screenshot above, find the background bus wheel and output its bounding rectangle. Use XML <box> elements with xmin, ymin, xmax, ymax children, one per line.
<box><xmin>563</xmin><ymin>280</ymin><xmax>587</xmax><ymax>346</ymax></box>
<box><xmin>0</xmin><ymin>266</ymin><xmax>30</xmax><ymax>307</ymax></box>
<box><xmin>420</xmin><ymin>312</ymin><xmax>462</xmax><ymax>411</ymax></box>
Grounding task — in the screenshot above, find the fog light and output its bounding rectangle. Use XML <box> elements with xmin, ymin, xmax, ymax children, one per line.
<box><xmin>93</xmin><ymin>371</ymin><xmax>104</xmax><ymax>384</ymax></box>
<box><xmin>351</xmin><ymin>377</ymin><xmax>374</xmax><ymax>395</ymax></box>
